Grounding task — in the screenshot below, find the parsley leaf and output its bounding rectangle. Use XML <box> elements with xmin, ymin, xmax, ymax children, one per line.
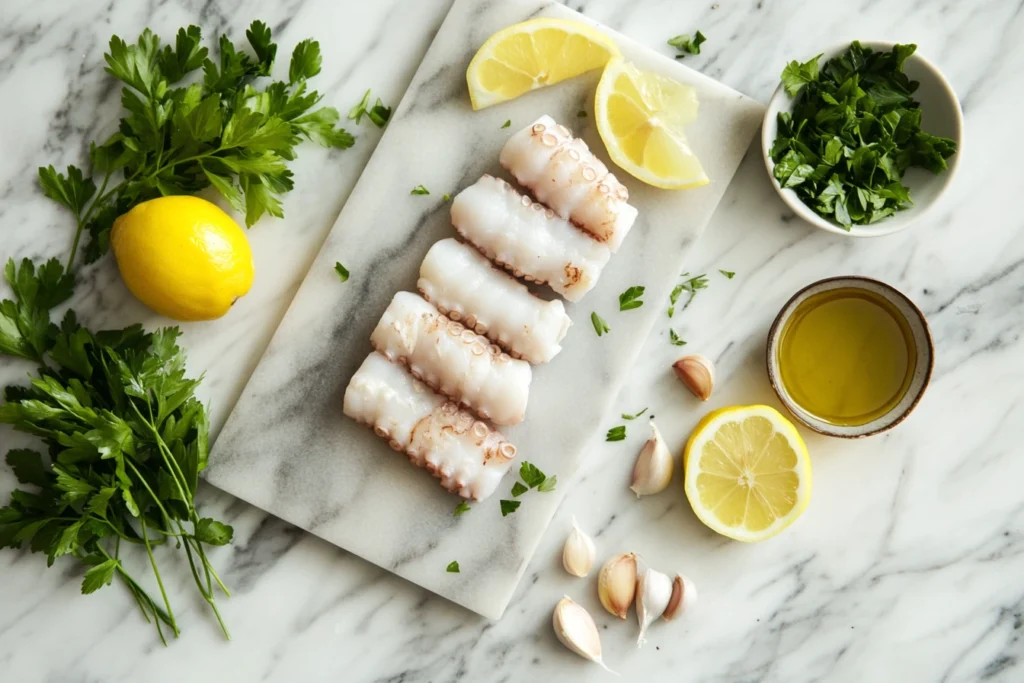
<box><xmin>606</xmin><ymin>425</ymin><xmax>626</xmax><ymax>441</ymax></box>
<box><xmin>669</xmin><ymin>329</ymin><xmax>687</xmax><ymax>346</ymax></box>
<box><xmin>348</xmin><ymin>89</ymin><xmax>371</xmax><ymax>123</ymax></box>
<box><xmin>289</xmin><ymin>39</ymin><xmax>322</xmax><ymax>82</ymax></box>
<box><xmin>668</xmin><ymin>273</ymin><xmax>708</xmax><ymax>317</ymax></box>
<box><xmin>537</xmin><ymin>476</ymin><xmax>557</xmax><ymax>493</ymax></box>
<box><xmin>618</xmin><ymin>285</ymin><xmax>645</xmax><ymax>311</ymax></box>
<box><xmin>446</xmin><ymin>560</ymin><xmax>460</xmax><ymax>573</ymax></box>
<box><xmin>453</xmin><ymin>501</ymin><xmax>471</xmax><ymax>516</ymax></box>
<box><xmin>771</xmin><ymin>42</ymin><xmax>957</xmax><ymax>229</ymax></box>
<box><xmin>591</xmin><ymin>312</ymin><xmax>610</xmax><ymax>336</ymax></box>
<box><xmin>519</xmin><ymin>462</ymin><xmax>546</xmax><ymax>489</ymax></box>
<box><xmin>668</xmin><ymin>30</ymin><xmax>706</xmax><ymax>57</ymax></box>
<box><xmin>719</xmin><ymin>270</ymin><xmax>735</xmax><ymax>279</ymax></box>
<box><xmin>411</xmin><ymin>185</ymin><xmax>430</xmax><ymax>195</ymax></box>
<box><xmin>367</xmin><ymin>98</ymin><xmax>392</xmax><ymax>128</ymax></box>
<box><xmin>334</xmin><ymin>262</ymin><xmax>349</xmax><ymax>282</ymax></box>
<box><xmin>511</xmin><ymin>482</ymin><xmax>528</xmax><ymax>497</ymax></box>
<box><xmin>501</xmin><ymin>119</ymin><xmax>511</xmax><ymax>129</ymax></box>
<box><xmin>622</xmin><ymin>408</ymin><xmax>648</xmax><ymax>420</ymax></box>
<box><xmin>500</xmin><ymin>500</ymin><xmax>521</xmax><ymax>517</ymax></box>
<box><xmin>0</xmin><ymin>258</ymin><xmax>75</xmax><ymax>361</ymax></box>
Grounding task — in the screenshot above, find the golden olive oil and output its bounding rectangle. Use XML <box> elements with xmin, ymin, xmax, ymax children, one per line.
<box><xmin>777</xmin><ymin>288</ymin><xmax>916</xmax><ymax>426</ymax></box>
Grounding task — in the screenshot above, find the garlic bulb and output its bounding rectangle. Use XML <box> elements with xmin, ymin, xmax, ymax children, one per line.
<box><xmin>630</xmin><ymin>421</ymin><xmax>674</xmax><ymax>496</ymax></box>
<box><xmin>673</xmin><ymin>354</ymin><xmax>715</xmax><ymax>401</ymax></box>
<box><xmin>562</xmin><ymin>517</ymin><xmax>596</xmax><ymax>577</ymax></box>
<box><xmin>552</xmin><ymin>596</ymin><xmax>617</xmax><ymax>674</ymax></box>
<box><xmin>662</xmin><ymin>573</ymin><xmax>697</xmax><ymax>621</ymax></box>
<box><xmin>635</xmin><ymin>566</ymin><xmax>673</xmax><ymax>647</ymax></box>
<box><xmin>597</xmin><ymin>552</ymin><xmax>637</xmax><ymax>619</ymax></box>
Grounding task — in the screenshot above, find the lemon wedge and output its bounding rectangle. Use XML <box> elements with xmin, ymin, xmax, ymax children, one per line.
<box><xmin>467</xmin><ymin>18</ymin><xmax>619</xmax><ymax>110</ymax></box>
<box><xmin>683</xmin><ymin>405</ymin><xmax>811</xmax><ymax>542</ymax></box>
<box><xmin>595</xmin><ymin>58</ymin><xmax>708</xmax><ymax>189</ymax></box>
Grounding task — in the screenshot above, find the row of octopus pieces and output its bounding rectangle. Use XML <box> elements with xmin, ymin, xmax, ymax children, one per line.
<box><xmin>343</xmin><ymin>115</ymin><xmax>639</xmax><ymax>501</ymax></box>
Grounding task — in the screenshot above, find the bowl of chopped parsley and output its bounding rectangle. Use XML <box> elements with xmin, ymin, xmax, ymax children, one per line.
<box><xmin>762</xmin><ymin>41</ymin><xmax>962</xmax><ymax>236</ymax></box>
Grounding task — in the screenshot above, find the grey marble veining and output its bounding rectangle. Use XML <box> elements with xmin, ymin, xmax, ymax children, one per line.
<box><xmin>204</xmin><ymin>0</ymin><xmax>762</xmax><ymax>619</ymax></box>
<box><xmin>2</xmin><ymin>0</ymin><xmax>1023</xmax><ymax>681</ymax></box>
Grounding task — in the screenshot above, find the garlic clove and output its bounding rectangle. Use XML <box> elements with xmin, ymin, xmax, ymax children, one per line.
<box><xmin>597</xmin><ymin>552</ymin><xmax>637</xmax><ymax>619</ymax></box>
<box><xmin>552</xmin><ymin>596</ymin><xmax>618</xmax><ymax>674</ymax></box>
<box><xmin>662</xmin><ymin>573</ymin><xmax>697</xmax><ymax>621</ymax></box>
<box><xmin>672</xmin><ymin>354</ymin><xmax>715</xmax><ymax>401</ymax></box>
<box><xmin>562</xmin><ymin>517</ymin><xmax>596</xmax><ymax>578</ymax></box>
<box><xmin>630</xmin><ymin>421</ymin><xmax>674</xmax><ymax>496</ymax></box>
<box><xmin>635</xmin><ymin>566</ymin><xmax>673</xmax><ymax>647</ymax></box>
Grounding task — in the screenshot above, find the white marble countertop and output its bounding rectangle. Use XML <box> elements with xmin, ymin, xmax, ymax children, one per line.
<box><xmin>1</xmin><ymin>1</ymin><xmax>1022</xmax><ymax>681</ymax></box>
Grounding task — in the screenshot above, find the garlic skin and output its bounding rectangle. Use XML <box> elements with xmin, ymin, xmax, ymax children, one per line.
<box><xmin>662</xmin><ymin>573</ymin><xmax>697</xmax><ymax>621</ymax></box>
<box><xmin>597</xmin><ymin>552</ymin><xmax>637</xmax><ymax>619</ymax></box>
<box><xmin>562</xmin><ymin>517</ymin><xmax>596</xmax><ymax>577</ymax></box>
<box><xmin>552</xmin><ymin>596</ymin><xmax>617</xmax><ymax>674</ymax></box>
<box><xmin>673</xmin><ymin>354</ymin><xmax>715</xmax><ymax>401</ymax></box>
<box><xmin>635</xmin><ymin>566</ymin><xmax>673</xmax><ymax>647</ymax></box>
<box><xmin>630</xmin><ymin>421</ymin><xmax>674</xmax><ymax>496</ymax></box>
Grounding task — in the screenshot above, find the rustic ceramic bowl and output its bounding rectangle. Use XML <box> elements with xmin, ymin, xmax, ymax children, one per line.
<box><xmin>766</xmin><ymin>276</ymin><xmax>934</xmax><ymax>437</ymax></box>
<box><xmin>761</xmin><ymin>41</ymin><xmax>963</xmax><ymax>237</ymax></box>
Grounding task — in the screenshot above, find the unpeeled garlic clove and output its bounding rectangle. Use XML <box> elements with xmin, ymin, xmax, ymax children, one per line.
<box><xmin>673</xmin><ymin>354</ymin><xmax>715</xmax><ymax>401</ymax></box>
<box><xmin>552</xmin><ymin>596</ymin><xmax>618</xmax><ymax>674</ymax></box>
<box><xmin>630</xmin><ymin>421</ymin><xmax>674</xmax><ymax>496</ymax></box>
<box><xmin>597</xmin><ymin>552</ymin><xmax>637</xmax><ymax>619</ymax></box>
<box><xmin>662</xmin><ymin>573</ymin><xmax>697</xmax><ymax>621</ymax></box>
<box><xmin>562</xmin><ymin>517</ymin><xmax>596</xmax><ymax>578</ymax></box>
<box><xmin>635</xmin><ymin>565</ymin><xmax>674</xmax><ymax>647</ymax></box>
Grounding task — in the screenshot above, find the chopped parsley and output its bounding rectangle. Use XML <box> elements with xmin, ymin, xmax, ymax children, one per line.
<box><xmin>591</xmin><ymin>312</ymin><xmax>610</xmax><ymax>336</ymax></box>
<box><xmin>501</xmin><ymin>119</ymin><xmax>511</xmax><ymax>129</ymax></box>
<box><xmin>606</xmin><ymin>425</ymin><xmax>626</xmax><ymax>441</ymax></box>
<box><xmin>411</xmin><ymin>185</ymin><xmax>430</xmax><ymax>195</ymax></box>
<box><xmin>618</xmin><ymin>285</ymin><xmax>645</xmax><ymax>311</ymax></box>
<box><xmin>500</xmin><ymin>499</ymin><xmax>521</xmax><ymax>516</ymax></box>
<box><xmin>719</xmin><ymin>269</ymin><xmax>735</xmax><ymax>279</ymax></box>
<box><xmin>453</xmin><ymin>501</ymin><xmax>471</xmax><ymax>516</ymax></box>
<box><xmin>669</xmin><ymin>329</ymin><xmax>687</xmax><ymax>346</ymax></box>
<box><xmin>668</xmin><ymin>31</ymin><xmax>706</xmax><ymax>58</ymax></box>
<box><xmin>668</xmin><ymin>273</ymin><xmax>708</xmax><ymax>317</ymax></box>
<box><xmin>511</xmin><ymin>482</ymin><xmax>528</xmax><ymax>497</ymax></box>
<box><xmin>538</xmin><ymin>476</ymin><xmax>557</xmax><ymax>493</ymax></box>
<box><xmin>446</xmin><ymin>561</ymin><xmax>460</xmax><ymax>573</ymax></box>
<box><xmin>442</xmin><ymin>193</ymin><xmax>451</xmax><ymax>202</ymax></box>
<box><xmin>348</xmin><ymin>89</ymin><xmax>391</xmax><ymax>128</ymax></box>
<box><xmin>334</xmin><ymin>261</ymin><xmax>349</xmax><ymax>282</ymax></box>
<box><xmin>622</xmin><ymin>408</ymin><xmax>648</xmax><ymax>420</ymax></box>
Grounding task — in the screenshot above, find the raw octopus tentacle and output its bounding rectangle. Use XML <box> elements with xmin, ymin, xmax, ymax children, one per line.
<box><xmin>450</xmin><ymin>174</ymin><xmax>611</xmax><ymax>303</ymax></box>
<box><xmin>499</xmin><ymin>114</ymin><xmax>639</xmax><ymax>252</ymax></box>
<box><xmin>369</xmin><ymin>291</ymin><xmax>532</xmax><ymax>425</ymax></box>
<box><xmin>418</xmin><ymin>238</ymin><xmax>572</xmax><ymax>364</ymax></box>
<box><xmin>343</xmin><ymin>352</ymin><xmax>517</xmax><ymax>501</ymax></box>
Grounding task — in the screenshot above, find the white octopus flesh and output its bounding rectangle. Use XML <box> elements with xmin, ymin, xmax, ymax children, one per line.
<box><xmin>418</xmin><ymin>238</ymin><xmax>572</xmax><ymax>365</ymax></box>
<box><xmin>450</xmin><ymin>174</ymin><xmax>611</xmax><ymax>303</ymax></box>
<box><xmin>369</xmin><ymin>291</ymin><xmax>532</xmax><ymax>425</ymax></box>
<box><xmin>500</xmin><ymin>114</ymin><xmax>638</xmax><ymax>252</ymax></box>
<box><xmin>343</xmin><ymin>352</ymin><xmax>518</xmax><ymax>500</ymax></box>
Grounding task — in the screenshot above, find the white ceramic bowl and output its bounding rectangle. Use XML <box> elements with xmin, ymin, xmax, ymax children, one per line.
<box><xmin>766</xmin><ymin>276</ymin><xmax>934</xmax><ymax>438</ymax></box>
<box><xmin>761</xmin><ymin>41</ymin><xmax>963</xmax><ymax>237</ymax></box>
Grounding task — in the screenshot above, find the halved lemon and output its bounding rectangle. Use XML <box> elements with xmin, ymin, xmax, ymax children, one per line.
<box><xmin>683</xmin><ymin>405</ymin><xmax>811</xmax><ymax>542</ymax></box>
<box><xmin>595</xmin><ymin>58</ymin><xmax>708</xmax><ymax>189</ymax></box>
<box><xmin>466</xmin><ymin>18</ymin><xmax>619</xmax><ymax>110</ymax></box>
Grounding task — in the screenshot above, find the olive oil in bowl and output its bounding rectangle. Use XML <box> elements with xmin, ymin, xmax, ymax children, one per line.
<box><xmin>767</xmin><ymin>277</ymin><xmax>933</xmax><ymax>437</ymax></box>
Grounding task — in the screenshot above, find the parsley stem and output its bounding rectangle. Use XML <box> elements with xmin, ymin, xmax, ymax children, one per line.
<box><xmin>138</xmin><ymin>514</ymin><xmax>180</xmax><ymax>638</ymax></box>
<box><xmin>67</xmin><ymin>169</ymin><xmax>112</xmax><ymax>272</ymax></box>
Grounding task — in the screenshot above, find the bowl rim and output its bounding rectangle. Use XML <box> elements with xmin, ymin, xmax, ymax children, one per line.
<box><xmin>761</xmin><ymin>40</ymin><xmax>964</xmax><ymax>238</ymax></box>
<box><xmin>765</xmin><ymin>275</ymin><xmax>935</xmax><ymax>438</ymax></box>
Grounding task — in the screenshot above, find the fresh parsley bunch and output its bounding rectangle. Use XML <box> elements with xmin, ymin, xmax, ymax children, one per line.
<box><xmin>770</xmin><ymin>42</ymin><xmax>957</xmax><ymax>228</ymax></box>
<box><xmin>0</xmin><ymin>258</ymin><xmax>231</xmax><ymax>643</ymax></box>
<box><xmin>39</xmin><ymin>21</ymin><xmax>354</xmax><ymax>270</ymax></box>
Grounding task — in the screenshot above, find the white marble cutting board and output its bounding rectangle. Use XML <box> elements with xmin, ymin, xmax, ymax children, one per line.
<box><xmin>205</xmin><ymin>0</ymin><xmax>763</xmax><ymax>619</ymax></box>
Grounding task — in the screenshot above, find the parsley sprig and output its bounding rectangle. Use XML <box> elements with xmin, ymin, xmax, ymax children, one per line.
<box><xmin>771</xmin><ymin>42</ymin><xmax>957</xmax><ymax>228</ymax></box>
<box><xmin>39</xmin><ymin>21</ymin><xmax>354</xmax><ymax>271</ymax></box>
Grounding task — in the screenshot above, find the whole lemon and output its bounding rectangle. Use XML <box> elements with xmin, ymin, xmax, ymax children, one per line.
<box><xmin>111</xmin><ymin>196</ymin><xmax>254</xmax><ymax>321</ymax></box>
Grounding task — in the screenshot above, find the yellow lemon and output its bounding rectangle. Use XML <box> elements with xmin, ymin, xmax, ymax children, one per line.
<box><xmin>111</xmin><ymin>196</ymin><xmax>254</xmax><ymax>321</ymax></box>
<box><xmin>467</xmin><ymin>18</ymin><xmax>619</xmax><ymax>110</ymax></box>
<box><xmin>595</xmin><ymin>58</ymin><xmax>708</xmax><ymax>189</ymax></box>
<box><xmin>683</xmin><ymin>405</ymin><xmax>811</xmax><ymax>542</ymax></box>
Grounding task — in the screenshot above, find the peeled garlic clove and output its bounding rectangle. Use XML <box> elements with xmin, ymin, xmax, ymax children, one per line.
<box><xmin>597</xmin><ymin>552</ymin><xmax>637</xmax><ymax>619</ymax></box>
<box><xmin>635</xmin><ymin>566</ymin><xmax>673</xmax><ymax>647</ymax></box>
<box><xmin>662</xmin><ymin>573</ymin><xmax>697</xmax><ymax>621</ymax></box>
<box><xmin>562</xmin><ymin>517</ymin><xmax>596</xmax><ymax>577</ymax></box>
<box><xmin>552</xmin><ymin>596</ymin><xmax>618</xmax><ymax>674</ymax></box>
<box><xmin>630</xmin><ymin>421</ymin><xmax>674</xmax><ymax>496</ymax></box>
<box><xmin>673</xmin><ymin>354</ymin><xmax>715</xmax><ymax>401</ymax></box>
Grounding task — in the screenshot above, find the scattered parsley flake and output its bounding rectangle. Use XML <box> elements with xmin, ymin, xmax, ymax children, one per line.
<box><xmin>519</xmin><ymin>461</ymin><xmax>547</xmax><ymax>489</ymax></box>
<box><xmin>334</xmin><ymin>262</ymin><xmax>349</xmax><ymax>282</ymax></box>
<box><xmin>348</xmin><ymin>89</ymin><xmax>372</xmax><ymax>123</ymax></box>
<box><xmin>411</xmin><ymin>185</ymin><xmax>430</xmax><ymax>195</ymax></box>
<box><xmin>668</xmin><ymin>273</ymin><xmax>709</xmax><ymax>317</ymax></box>
<box><xmin>668</xmin><ymin>30</ymin><xmax>707</xmax><ymax>57</ymax></box>
<box><xmin>501</xmin><ymin>119</ymin><xmax>511</xmax><ymax>129</ymax></box>
<box><xmin>669</xmin><ymin>329</ymin><xmax>687</xmax><ymax>346</ymax></box>
<box><xmin>606</xmin><ymin>425</ymin><xmax>626</xmax><ymax>441</ymax></box>
<box><xmin>719</xmin><ymin>269</ymin><xmax>735</xmax><ymax>279</ymax></box>
<box><xmin>622</xmin><ymin>408</ymin><xmax>648</xmax><ymax>420</ymax></box>
<box><xmin>538</xmin><ymin>476</ymin><xmax>557</xmax><ymax>493</ymax></box>
<box><xmin>511</xmin><ymin>481</ymin><xmax>528</xmax><ymax>497</ymax></box>
<box><xmin>618</xmin><ymin>285</ymin><xmax>645</xmax><ymax>311</ymax></box>
<box><xmin>367</xmin><ymin>98</ymin><xmax>392</xmax><ymax>128</ymax></box>
<box><xmin>500</xmin><ymin>499</ymin><xmax>521</xmax><ymax>516</ymax></box>
<box><xmin>591</xmin><ymin>312</ymin><xmax>610</xmax><ymax>336</ymax></box>
<box><xmin>442</xmin><ymin>193</ymin><xmax>451</xmax><ymax>202</ymax></box>
<box><xmin>446</xmin><ymin>561</ymin><xmax>460</xmax><ymax>573</ymax></box>
<box><xmin>453</xmin><ymin>501</ymin><xmax>471</xmax><ymax>516</ymax></box>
